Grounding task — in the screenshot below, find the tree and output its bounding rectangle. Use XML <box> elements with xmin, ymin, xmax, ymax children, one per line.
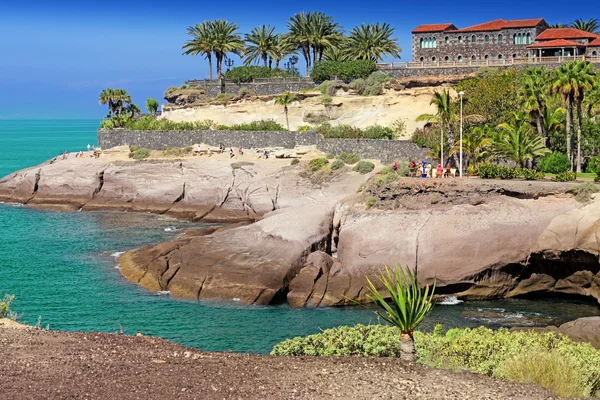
<box><xmin>450</xmin><ymin>125</ymin><xmax>492</xmax><ymax>167</ymax></box>
<box><xmin>550</xmin><ymin>63</ymin><xmax>577</xmax><ymax>170</ymax></box>
<box><xmin>518</xmin><ymin>67</ymin><xmax>548</xmax><ymax>138</ymax></box>
<box><xmin>275</xmin><ymin>92</ymin><xmax>296</xmax><ymax>130</ymax></box>
<box><xmin>125</xmin><ymin>103</ymin><xmax>141</xmax><ymax>119</ymax></box>
<box><xmin>544</xmin><ymin>107</ymin><xmax>567</xmax><ymax>153</ymax></box>
<box><xmin>583</xmin><ymin>76</ymin><xmax>600</xmax><ymax>119</ymax></box>
<box><xmin>210</xmin><ymin>20</ymin><xmax>244</xmax><ymax>80</ymax></box>
<box><xmin>182</xmin><ymin>21</ymin><xmax>215</xmax><ymax>80</ymax></box>
<box><xmin>243</xmin><ymin>25</ymin><xmax>277</xmax><ymax>67</ymax></box>
<box><xmin>549</xmin><ymin>23</ymin><xmax>569</xmax><ymax>28</ymax></box>
<box><xmin>495</xmin><ymin>112</ymin><xmax>551</xmax><ymax>168</ymax></box>
<box><xmin>570</xmin><ymin>18</ymin><xmax>600</xmax><ymax>34</ymax></box>
<box><xmin>112</xmin><ymin>89</ymin><xmax>131</xmax><ymax>116</ymax></box>
<box><xmin>145</xmin><ymin>98</ymin><xmax>159</xmax><ymax>115</ymax></box>
<box><xmin>99</xmin><ymin>88</ymin><xmax>116</xmax><ymax>117</ymax></box>
<box><xmin>345</xmin><ymin>23</ymin><xmax>402</xmax><ymax>62</ymax></box>
<box><xmin>364</xmin><ymin>265</ymin><xmax>435</xmax><ymax>362</ymax></box>
<box><xmin>307</xmin><ymin>12</ymin><xmax>342</xmax><ymax>66</ymax></box>
<box><xmin>322</xmin><ymin>45</ymin><xmax>350</xmax><ymax>62</ymax></box>
<box><xmin>416</xmin><ymin>89</ymin><xmax>455</xmax><ymax>164</ymax></box>
<box><xmin>572</xmin><ymin>61</ymin><xmax>597</xmax><ymax>173</ymax></box>
<box><xmin>271</xmin><ymin>34</ymin><xmax>297</xmax><ymax>69</ymax></box>
<box><xmin>286</xmin><ymin>12</ymin><xmax>312</xmax><ymax>77</ymax></box>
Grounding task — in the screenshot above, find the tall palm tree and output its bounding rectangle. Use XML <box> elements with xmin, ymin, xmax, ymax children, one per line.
<box><xmin>271</xmin><ymin>34</ymin><xmax>297</xmax><ymax>69</ymax></box>
<box><xmin>345</xmin><ymin>23</ymin><xmax>402</xmax><ymax>62</ymax></box>
<box><xmin>495</xmin><ymin>112</ymin><xmax>550</xmax><ymax>168</ymax></box>
<box><xmin>243</xmin><ymin>25</ymin><xmax>277</xmax><ymax>67</ymax></box>
<box><xmin>307</xmin><ymin>12</ymin><xmax>342</xmax><ymax>65</ymax></box>
<box><xmin>274</xmin><ymin>92</ymin><xmax>296</xmax><ymax>130</ymax></box>
<box><xmin>99</xmin><ymin>88</ymin><xmax>116</xmax><ymax>117</ymax></box>
<box><xmin>571</xmin><ymin>18</ymin><xmax>600</xmax><ymax>34</ymax></box>
<box><xmin>112</xmin><ymin>89</ymin><xmax>131</xmax><ymax>116</ymax></box>
<box><xmin>550</xmin><ymin>62</ymin><xmax>577</xmax><ymax>170</ymax></box>
<box><xmin>286</xmin><ymin>12</ymin><xmax>312</xmax><ymax>77</ymax></box>
<box><xmin>182</xmin><ymin>21</ymin><xmax>215</xmax><ymax>80</ymax></box>
<box><xmin>518</xmin><ymin>67</ymin><xmax>548</xmax><ymax>138</ymax></box>
<box><xmin>210</xmin><ymin>20</ymin><xmax>244</xmax><ymax>80</ymax></box>
<box><xmin>549</xmin><ymin>23</ymin><xmax>569</xmax><ymax>28</ymax></box>
<box><xmin>125</xmin><ymin>104</ymin><xmax>141</xmax><ymax>119</ymax></box>
<box><xmin>450</xmin><ymin>125</ymin><xmax>492</xmax><ymax>167</ymax></box>
<box><xmin>583</xmin><ymin>76</ymin><xmax>600</xmax><ymax>119</ymax></box>
<box><xmin>322</xmin><ymin>44</ymin><xmax>350</xmax><ymax>62</ymax></box>
<box><xmin>571</xmin><ymin>61</ymin><xmax>597</xmax><ymax>172</ymax></box>
<box><xmin>416</xmin><ymin>90</ymin><xmax>454</xmax><ymax>164</ymax></box>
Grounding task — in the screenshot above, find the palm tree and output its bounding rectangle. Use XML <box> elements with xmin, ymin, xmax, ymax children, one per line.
<box><xmin>450</xmin><ymin>126</ymin><xmax>492</xmax><ymax>167</ymax></box>
<box><xmin>571</xmin><ymin>18</ymin><xmax>600</xmax><ymax>34</ymax></box>
<box><xmin>495</xmin><ymin>113</ymin><xmax>550</xmax><ymax>168</ymax></box>
<box><xmin>345</xmin><ymin>23</ymin><xmax>402</xmax><ymax>62</ymax></box>
<box><xmin>145</xmin><ymin>98</ymin><xmax>159</xmax><ymax>115</ymax></box>
<box><xmin>125</xmin><ymin>104</ymin><xmax>141</xmax><ymax>119</ymax></box>
<box><xmin>99</xmin><ymin>88</ymin><xmax>116</xmax><ymax>117</ymax></box>
<box><xmin>275</xmin><ymin>92</ymin><xmax>296</xmax><ymax>130</ymax></box>
<box><xmin>519</xmin><ymin>67</ymin><xmax>548</xmax><ymax>138</ymax></box>
<box><xmin>243</xmin><ymin>25</ymin><xmax>277</xmax><ymax>67</ymax></box>
<box><xmin>182</xmin><ymin>21</ymin><xmax>215</xmax><ymax>80</ymax></box>
<box><xmin>583</xmin><ymin>77</ymin><xmax>600</xmax><ymax>119</ymax></box>
<box><xmin>286</xmin><ymin>12</ymin><xmax>312</xmax><ymax>77</ymax></box>
<box><xmin>112</xmin><ymin>89</ymin><xmax>131</xmax><ymax>116</ymax></box>
<box><xmin>271</xmin><ymin>34</ymin><xmax>297</xmax><ymax>69</ymax></box>
<box><xmin>549</xmin><ymin>23</ymin><xmax>569</xmax><ymax>28</ymax></box>
<box><xmin>210</xmin><ymin>20</ymin><xmax>244</xmax><ymax>80</ymax></box>
<box><xmin>308</xmin><ymin>12</ymin><xmax>342</xmax><ymax>65</ymax></box>
<box><xmin>550</xmin><ymin>63</ymin><xmax>577</xmax><ymax>170</ymax></box>
<box><xmin>364</xmin><ymin>265</ymin><xmax>435</xmax><ymax>362</ymax></box>
<box><xmin>571</xmin><ymin>61</ymin><xmax>597</xmax><ymax>172</ymax></box>
<box><xmin>416</xmin><ymin>90</ymin><xmax>454</xmax><ymax>164</ymax></box>
<box><xmin>322</xmin><ymin>45</ymin><xmax>350</xmax><ymax>62</ymax></box>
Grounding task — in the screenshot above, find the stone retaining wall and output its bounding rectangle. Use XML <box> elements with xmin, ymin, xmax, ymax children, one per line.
<box><xmin>97</xmin><ymin>129</ymin><xmax>428</xmax><ymax>164</ymax></box>
<box><xmin>186</xmin><ymin>81</ymin><xmax>316</xmax><ymax>97</ymax></box>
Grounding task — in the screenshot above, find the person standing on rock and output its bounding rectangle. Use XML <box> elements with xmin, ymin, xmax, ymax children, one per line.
<box><xmin>87</xmin><ymin>144</ymin><xmax>91</xmax><ymax>152</ymax></box>
<box><xmin>393</xmin><ymin>160</ymin><xmax>398</xmax><ymax>174</ymax></box>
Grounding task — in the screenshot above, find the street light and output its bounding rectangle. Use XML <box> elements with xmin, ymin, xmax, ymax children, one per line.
<box><xmin>225</xmin><ymin>58</ymin><xmax>234</xmax><ymax>71</ymax></box>
<box><xmin>459</xmin><ymin>91</ymin><xmax>465</xmax><ymax>177</ymax></box>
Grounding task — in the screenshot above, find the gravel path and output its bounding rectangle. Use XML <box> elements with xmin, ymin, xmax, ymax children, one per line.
<box><xmin>0</xmin><ymin>326</ymin><xmax>561</xmax><ymax>399</ymax></box>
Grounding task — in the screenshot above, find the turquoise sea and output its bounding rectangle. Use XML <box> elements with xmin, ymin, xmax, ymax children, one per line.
<box><xmin>0</xmin><ymin>120</ymin><xmax>599</xmax><ymax>354</ymax></box>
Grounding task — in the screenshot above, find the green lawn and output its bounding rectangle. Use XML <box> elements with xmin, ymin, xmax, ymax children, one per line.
<box><xmin>545</xmin><ymin>172</ymin><xmax>596</xmax><ymax>179</ymax></box>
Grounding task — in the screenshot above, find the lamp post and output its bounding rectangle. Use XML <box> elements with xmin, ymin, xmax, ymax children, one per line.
<box><xmin>459</xmin><ymin>91</ymin><xmax>464</xmax><ymax>177</ymax></box>
<box><xmin>225</xmin><ymin>58</ymin><xmax>234</xmax><ymax>71</ymax></box>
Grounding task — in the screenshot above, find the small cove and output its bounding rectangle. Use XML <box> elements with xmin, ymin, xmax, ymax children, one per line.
<box><xmin>0</xmin><ymin>120</ymin><xmax>599</xmax><ymax>354</ymax></box>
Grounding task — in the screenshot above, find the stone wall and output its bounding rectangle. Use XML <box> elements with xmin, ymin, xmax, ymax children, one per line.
<box><xmin>185</xmin><ymin>80</ymin><xmax>316</xmax><ymax>97</ymax></box>
<box><xmin>97</xmin><ymin>129</ymin><xmax>428</xmax><ymax>164</ymax></box>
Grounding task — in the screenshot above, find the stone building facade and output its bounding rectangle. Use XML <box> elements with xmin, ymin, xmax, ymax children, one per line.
<box><xmin>412</xmin><ymin>19</ymin><xmax>549</xmax><ymax>64</ymax></box>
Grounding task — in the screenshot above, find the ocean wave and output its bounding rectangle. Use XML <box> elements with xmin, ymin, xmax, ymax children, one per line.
<box><xmin>164</xmin><ymin>227</ymin><xmax>177</xmax><ymax>232</ymax></box>
<box><xmin>111</xmin><ymin>251</ymin><xmax>125</xmax><ymax>258</ymax></box>
<box><xmin>157</xmin><ymin>291</ymin><xmax>170</xmax><ymax>296</ymax></box>
<box><xmin>114</xmin><ymin>265</ymin><xmax>120</xmax><ymax>269</ymax></box>
<box><xmin>438</xmin><ymin>296</ymin><xmax>463</xmax><ymax>305</ymax></box>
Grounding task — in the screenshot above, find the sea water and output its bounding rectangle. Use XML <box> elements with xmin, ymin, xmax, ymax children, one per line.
<box><xmin>0</xmin><ymin>120</ymin><xmax>598</xmax><ymax>354</ymax></box>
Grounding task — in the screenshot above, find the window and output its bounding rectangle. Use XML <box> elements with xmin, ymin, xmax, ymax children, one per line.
<box><xmin>498</xmin><ymin>54</ymin><xmax>503</xmax><ymax>59</ymax></box>
<box><xmin>419</xmin><ymin>57</ymin><xmax>424</xmax><ymax>62</ymax></box>
<box><xmin>514</xmin><ymin>34</ymin><xmax>518</xmax><ymax>44</ymax></box>
<box><xmin>485</xmin><ymin>34</ymin><xmax>489</xmax><ymax>42</ymax></box>
<box><xmin>458</xmin><ymin>35</ymin><xmax>463</xmax><ymax>43</ymax></box>
<box><xmin>498</xmin><ymin>34</ymin><xmax>503</xmax><ymax>42</ymax></box>
<box><xmin>444</xmin><ymin>56</ymin><xmax>450</xmax><ymax>62</ymax></box>
<box><xmin>512</xmin><ymin>53</ymin><xmax>517</xmax><ymax>58</ymax></box>
<box><xmin>458</xmin><ymin>55</ymin><xmax>463</xmax><ymax>62</ymax></box>
<box><xmin>445</xmin><ymin>36</ymin><xmax>449</xmax><ymax>44</ymax></box>
<box><xmin>526</xmin><ymin>33</ymin><xmax>532</xmax><ymax>44</ymax></box>
<box><xmin>471</xmin><ymin>55</ymin><xmax>476</xmax><ymax>60</ymax></box>
<box><xmin>471</xmin><ymin>35</ymin><xmax>477</xmax><ymax>43</ymax></box>
<box><xmin>432</xmin><ymin>56</ymin><xmax>437</xmax><ymax>62</ymax></box>
<box><xmin>484</xmin><ymin>55</ymin><xmax>489</xmax><ymax>60</ymax></box>
<box><xmin>593</xmin><ymin>51</ymin><xmax>598</xmax><ymax>57</ymax></box>
<box><xmin>420</xmin><ymin>37</ymin><xmax>437</xmax><ymax>49</ymax></box>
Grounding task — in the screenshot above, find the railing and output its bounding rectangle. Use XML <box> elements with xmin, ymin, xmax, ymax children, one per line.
<box><xmin>185</xmin><ymin>77</ymin><xmax>313</xmax><ymax>86</ymax></box>
<box><xmin>376</xmin><ymin>55</ymin><xmax>599</xmax><ymax>70</ymax></box>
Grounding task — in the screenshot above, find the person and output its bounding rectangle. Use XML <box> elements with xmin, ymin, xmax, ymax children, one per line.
<box><xmin>238</xmin><ymin>146</ymin><xmax>243</xmax><ymax>156</ymax></box>
<box><xmin>79</xmin><ymin>150</ymin><xmax>84</xmax><ymax>158</ymax></box>
<box><xmin>409</xmin><ymin>160</ymin><xmax>416</xmax><ymax>177</ymax></box>
<box><xmin>229</xmin><ymin>148</ymin><xmax>234</xmax><ymax>158</ymax></box>
<box><xmin>219</xmin><ymin>144</ymin><xmax>224</xmax><ymax>154</ymax></box>
<box><xmin>392</xmin><ymin>160</ymin><xmax>398</xmax><ymax>174</ymax></box>
<box><xmin>92</xmin><ymin>145</ymin><xmax>95</xmax><ymax>151</ymax></box>
<box><xmin>435</xmin><ymin>164</ymin><xmax>443</xmax><ymax>178</ymax></box>
<box><xmin>87</xmin><ymin>144</ymin><xmax>91</xmax><ymax>152</ymax></box>
<box><xmin>264</xmin><ymin>149</ymin><xmax>269</xmax><ymax>159</ymax></box>
<box><xmin>425</xmin><ymin>163</ymin><xmax>431</xmax><ymax>178</ymax></box>
<box><xmin>62</xmin><ymin>150</ymin><xmax>68</xmax><ymax>160</ymax></box>
<box><xmin>445</xmin><ymin>163</ymin><xmax>452</xmax><ymax>178</ymax></box>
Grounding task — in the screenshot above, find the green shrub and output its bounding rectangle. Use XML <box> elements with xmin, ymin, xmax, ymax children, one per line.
<box><xmin>217</xmin><ymin>119</ymin><xmax>286</xmax><ymax>131</ymax></box>
<box><xmin>325</xmin><ymin>153</ymin><xmax>335</xmax><ymax>159</ymax></box>
<box><xmin>116</xmin><ymin>116</ymin><xmax>215</xmax><ymax>131</ymax></box>
<box><xmin>362</xmin><ymin>125</ymin><xmax>393</xmax><ymax>140</ymax></box>
<box><xmin>162</xmin><ymin>147</ymin><xmax>189</xmax><ymax>157</ymax></box>
<box><xmin>321</xmin><ymin>94</ymin><xmax>333</xmax><ymax>105</ymax></box>
<box><xmin>297</xmin><ymin>125</ymin><xmax>312</xmax><ymax>132</ymax></box>
<box><xmin>330</xmin><ymin>159</ymin><xmax>345</xmax><ymax>170</ymax></box>
<box><xmin>353</xmin><ymin>161</ymin><xmax>375</xmax><ymax>174</ymax></box>
<box><xmin>129</xmin><ymin>145</ymin><xmax>139</xmax><ymax>152</ymax></box>
<box><xmin>237</xmin><ymin>87</ymin><xmax>255</xmax><ymax>97</ymax></box>
<box><xmin>213</xmin><ymin>93</ymin><xmax>234</xmax><ymax>104</ymax></box>
<box><xmin>223</xmin><ymin>66</ymin><xmax>298</xmax><ymax>83</ymax></box>
<box><xmin>366</xmin><ymin>197</ymin><xmax>377</xmax><ymax>209</ymax></box>
<box><xmin>316</xmin><ymin>80</ymin><xmax>332</xmax><ymax>95</ymax></box>
<box><xmin>521</xmin><ymin>168</ymin><xmax>545</xmax><ymax>180</ymax></box>
<box><xmin>374</xmin><ymin>172</ymin><xmax>400</xmax><ymax>187</ymax></box>
<box><xmin>309</xmin><ymin>158</ymin><xmax>328</xmax><ymax>171</ymax></box>
<box><xmin>391</xmin><ymin>118</ymin><xmax>407</xmax><ymax>139</ymax></box>
<box><xmin>498</xmin><ymin>167</ymin><xmax>521</xmax><ymax>180</ymax></box>
<box><xmin>290</xmin><ymin>158</ymin><xmax>300</xmax><ymax>165</ymax></box>
<box><xmin>350</xmin><ymin>78</ymin><xmax>366</xmax><ymax>93</ymax></box>
<box><xmin>537</xmin><ymin>152</ymin><xmax>570</xmax><ymax>174</ymax></box>
<box><xmin>231</xmin><ymin>161</ymin><xmax>254</xmax><ymax>169</ymax></box>
<box><xmin>316</xmin><ymin>124</ymin><xmax>391</xmax><ymax>140</ymax></box>
<box><xmin>311</xmin><ymin>60</ymin><xmax>376</xmax><ymax>83</ymax></box>
<box><xmin>571</xmin><ymin>182</ymin><xmax>599</xmax><ymax>202</ymax></box>
<box><xmin>478</xmin><ymin>164</ymin><xmax>501</xmax><ymax>179</ymax></box>
<box><xmin>132</xmin><ymin>147</ymin><xmax>151</xmax><ymax>160</ymax></box>
<box><xmin>339</xmin><ymin>152</ymin><xmax>360</xmax><ymax>164</ymax></box>
<box><xmin>0</xmin><ymin>294</ymin><xmax>16</xmax><ymax>320</ymax></box>
<box><xmin>553</xmin><ymin>171</ymin><xmax>577</xmax><ymax>182</ymax></box>
<box><xmin>183</xmin><ymin>146</ymin><xmax>193</xmax><ymax>152</ymax></box>
<box><xmin>496</xmin><ymin>350</ymin><xmax>598</xmax><ymax>398</ymax></box>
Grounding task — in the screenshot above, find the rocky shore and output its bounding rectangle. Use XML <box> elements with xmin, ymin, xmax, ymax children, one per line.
<box><xmin>1</xmin><ymin>152</ymin><xmax>600</xmax><ymax>307</ymax></box>
<box><xmin>0</xmin><ymin>322</ymin><xmax>560</xmax><ymax>399</ymax></box>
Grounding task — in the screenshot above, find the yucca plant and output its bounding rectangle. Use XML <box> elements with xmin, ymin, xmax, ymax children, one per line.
<box><xmin>365</xmin><ymin>264</ymin><xmax>435</xmax><ymax>362</ymax></box>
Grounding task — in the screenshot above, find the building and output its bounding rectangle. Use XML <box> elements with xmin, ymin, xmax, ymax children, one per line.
<box><xmin>411</xmin><ymin>19</ymin><xmax>600</xmax><ymax>64</ymax></box>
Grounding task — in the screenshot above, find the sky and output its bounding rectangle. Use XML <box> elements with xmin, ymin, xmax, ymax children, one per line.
<box><xmin>0</xmin><ymin>1</ymin><xmax>594</xmax><ymax>119</ymax></box>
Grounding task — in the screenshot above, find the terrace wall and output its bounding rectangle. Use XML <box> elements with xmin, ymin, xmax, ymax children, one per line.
<box><xmin>184</xmin><ymin>80</ymin><xmax>316</xmax><ymax>97</ymax></box>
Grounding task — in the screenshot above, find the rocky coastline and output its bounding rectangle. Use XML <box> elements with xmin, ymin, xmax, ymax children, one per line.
<box><xmin>1</xmin><ymin>152</ymin><xmax>600</xmax><ymax>307</ymax></box>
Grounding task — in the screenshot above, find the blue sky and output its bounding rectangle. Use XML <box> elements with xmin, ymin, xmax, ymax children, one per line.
<box><xmin>0</xmin><ymin>1</ymin><xmax>594</xmax><ymax>119</ymax></box>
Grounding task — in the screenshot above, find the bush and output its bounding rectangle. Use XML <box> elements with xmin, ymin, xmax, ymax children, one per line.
<box><xmin>571</xmin><ymin>182</ymin><xmax>599</xmax><ymax>202</ymax></box>
<box><xmin>321</xmin><ymin>94</ymin><xmax>333</xmax><ymax>105</ymax></box>
<box><xmin>129</xmin><ymin>145</ymin><xmax>139</xmax><ymax>153</ymax></box>
<box><xmin>478</xmin><ymin>164</ymin><xmax>501</xmax><ymax>179</ymax></box>
<box><xmin>316</xmin><ymin>80</ymin><xmax>332</xmax><ymax>95</ymax></box>
<box><xmin>553</xmin><ymin>171</ymin><xmax>577</xmax><ymax>182</ymax></box>
<box><xmin>237</xmin><ymin>87</ymin><xmax>255</xmax><ymax>97</ymax></box>
<box><xmin>290</xmin><ymin>158</ymin><xmax>300</xmax><ymax>165</ymax></box>
<box><xmin>521</xmin><ymin>168</ymin><xmax>545</xmax><ymax>181</ymax></box>
<box><xmin>498</xmin><ymin>167</ymin><xmax>521</xmax><ymax>180</ymax></box>
<box><xmin>330</xmin><ymin>159</ymin><xmax>345</xmax><ymax>170</ymax></box>
<box><xmin>162</xmin><ymin>147</ymin><xmax>189</xmax><ymax>157</ymax></box>
<box><xmin>0</xmin><ymin>294</ymin><xmax>16</xmax><ymax>320</ymax></box>
<box><xmin>365</xmin><ymin>197</ymin><xmax>377</xmax><ymax>209</ymax></box>
<box><xmin>350</xmin><ymin>78</ymin><xmax>366</xmax><ymax>94</ymax></box>
<box><xmin>311</xmin><ymin>60</ymin><xmax>376</xmax><ymax>83</ymax></box>
<box><xmin>362</xmin><ymin>125</ymin><xmax>393</xmax><ymax>140</ymax></box>
<box><xmin>317</xmin><ymin>124</ymin><xmax>392</xmax><ymax>140</ymax></box>
<box><xmin>223</xmin><ymin>66</ymin><xmax>298</xmax><ymax>83</ymax></box>
<box><xmin>217</xmin><ymin>119</ymin><xmax>286</xmax><ymax>131</ymax></box>
<box><xmin>325</xmin><ymin>153</ymin><xmax>335</xmax><ymax>159</ymax></box>
<box><xmin>116</xmin><ymin>116</ymin><xmax>215</xmax><ymax>131</ymax></box>
<box><xmin>391</xmin><ymin>118</ymin><xmax>407</xmax><ymax>139</ymax></box>
<box><xmin>537</xmin><ymin>152</ymin><xmax>571</xmax><ymax>174</ymax></box>
<box><xmin>353</xmin><ymin>161</ymin><xmax>375</xmax><ymax>174</ymax></box>
<box><xmin>297</xmin><ymin>125</ymin><xmax>312</xmax><ymax>132</ymax></box>
<box><xmin>309</xmin><ymin>158</ymin><xmax>328</xmax><ymax>171</ymax></box>
<box><xmin>339</xmin><ymin>152</ymin><xmax>360</xmax><ymax>164</ymax></box>
<box><xmin>231</xmin><ymin>161</ymin><xmax>254</xmax><ymax>169</ymax></box>
<box><xmin>213</xmin><ymin>93</ymin><xmax>234</xmax><ymax>104</ymax></box>
<box><xmin>411</xmin><ymin>127</ymin><xmax>444</xmax><ymax>149</ymax></box>
<box><xmin>132</xmin><ymin>147</ymin><xmax>151</xmax><ymax>160</ymax></box>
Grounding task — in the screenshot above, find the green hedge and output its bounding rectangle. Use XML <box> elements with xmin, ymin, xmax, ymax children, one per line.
<box><xmin>478</xmin><ymin>164</ymin><xmax>544</xmax><ymax>180</ymax></box>
<box><xmin>316</xmin><ymin>123</ymin><xmax>392</xmax><ymax>140</ymax></box>
<box><xmin>223</xmin><ymin>66</ymin><xmax>298</xmax><ymax>83</ymax></box>
<box><xmin>309</xmin><ymin>158</ymin><xmax>328</xmax><ymax>171</ymax></box>
<box><xmin>353</xmin><ymin>161</ymin><xmax>375</xmax><ymax>174</ymax></box>
<box><xmin>311</xmin><ymin>60</ymin><xmax>376</xmax><ymax>83</ymax></box>
<box><xmin>537</xmin><ymin>152</ymin><xmax>570</xmax><ymax>174</ymax></box>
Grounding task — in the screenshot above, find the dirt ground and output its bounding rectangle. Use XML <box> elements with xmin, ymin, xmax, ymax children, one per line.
<box><xmin>0</xmin><ymin>324</ymin><xmax>560</xmax><ymax>400</ymax></box>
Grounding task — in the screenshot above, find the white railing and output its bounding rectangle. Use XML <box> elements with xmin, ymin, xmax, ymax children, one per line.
<box><xmin>376</xmin><ymin>55</ymin><xmax>597</xmax><ymax>70</ymax></box>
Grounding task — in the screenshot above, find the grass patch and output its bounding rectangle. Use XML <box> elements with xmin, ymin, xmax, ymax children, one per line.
<box><xmin>353</xmin><ymin>161</ymin><xmax>375</xmax><ymax>174</ymax></box>
<box><xmin>309</xmin><ymin>158</ymin><xmax>328</xmax><ymax>172</ymax></box>
<box><xmin>339</xmin><ymin>152</ymin><xmax>360</xmax><ymax>165</ymax></box>
<box><xmin>365</xmin><ymin>197</ymin><xmax>377</xmax><ymax>210</ymax></box>
<box><xmin>131</xmin><ymin>147</ymin><xmax>150</xmax><ymax>160</ymax></box>
<box><xmin>290</xmin><ymin>158</ymin><xmax>300</xmax><ymax>165</ymax></box>
<box><xmin>571</xmin><ymin>182</ymin><xmax>599</xmax><ymax>202</ymax></box>
<box><xmin>162</xmin><ymin>147</ymin><xmax>191</xmax><ymax>157</ymax></box>
<box><xmin>231</xmin><ymin>161</ymin><xmax>254</xmax><ymax>169</ymax></box>
<box><xmin>330</xmin><ymin>159</ymin><xmax>345</xmax><ymax>170</ymax></box>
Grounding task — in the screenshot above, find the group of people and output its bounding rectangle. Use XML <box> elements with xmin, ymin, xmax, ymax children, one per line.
<box><xmin>409</xmin><ymin>160</ymin><xmax>457</xmax><ymax>178</ymax></box>
<box><xmin>58</xmin><ymin>144</ymin><xmax>97</xmax><ymax>160</ymax></box>
<box><xmin>216</xmin><ymin>143</ymin><xmax>269</xmax><ymax>159</ymax></box>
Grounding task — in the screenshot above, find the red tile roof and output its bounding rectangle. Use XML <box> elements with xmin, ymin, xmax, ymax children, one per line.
<box><xmin>504</xmin><ymin>18</ymin><xmax>546</xmax><ymax>29</ymax></box>
<box><xmin>536</xmin><ymin>28</ymin><xmax>600</xmax><ymax>41</ymax></box>
<box><xmin>411</xmin><ymin>23</ymin><xmax>456</xmax><ymax>33</ymax></box>
<box><xmin>527</xmin><ymin>39</ymin><xmax>584</xmax><ymax>48</ymax></box>
<box><xmin>589</xmin><ymin>38</ymin><xmax>600</xmax><ymax>46</ymax></box>
<box><xmin>456</xmin><ymin>18</ymin><xmax>544</xmax><ymax>32</ymax></box>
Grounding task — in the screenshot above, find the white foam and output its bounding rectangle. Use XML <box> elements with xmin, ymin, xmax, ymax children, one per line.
<box><xmin>232</xmin><ymin>298</ymin><xmax>241</xmax><ymax>302</ymax></box>
<box><xmin>157</xmin><ymin>291</ymin><xmax>170</xmax><ymax>295</ymax></box>
<box><xmin>439</xmin><ymin>296</ymin><xmax>463</xmax><ymax>305</ymax></box>
<box><xmin>164</xmin><ymin>226</ymin><xmax>177</xmax><ymax>232</ymax></box>
<box><xmin>111</xmin><ymin>251</ymin><xmax>125</xmax><ymax>258</ymax></box>
<box><xmin>114</xmin><ymin>265</ymin><xmax>121</xmax><ymax>270</ymax></box>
